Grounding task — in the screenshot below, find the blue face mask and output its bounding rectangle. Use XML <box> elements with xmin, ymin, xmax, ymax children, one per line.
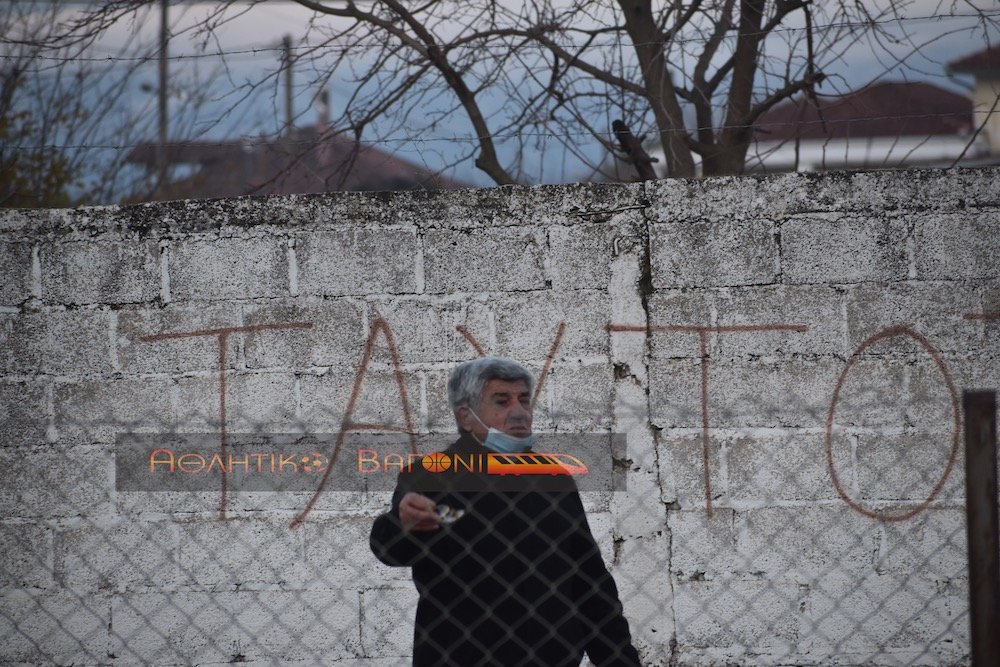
<box><xmin>469</xmin><ymin>411</ymin><xmax>536</xmax><ymax>453</ymax></box>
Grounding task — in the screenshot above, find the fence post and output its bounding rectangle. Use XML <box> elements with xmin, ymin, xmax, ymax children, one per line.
<box><xmin>963</xmin><ymin>390</ymin><xmax>999</xmax><ymax>666</ymax></box>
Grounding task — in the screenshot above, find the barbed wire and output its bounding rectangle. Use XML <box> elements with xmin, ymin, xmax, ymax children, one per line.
<box><xmin>2</xmin><ymin>11</ymin><xmax>996</xmax><ymax>66</ymax></box>
<box><xmin>7</xmin><ymin>109</ymin><xmax>979</xmax><ymax>152</ymax></box>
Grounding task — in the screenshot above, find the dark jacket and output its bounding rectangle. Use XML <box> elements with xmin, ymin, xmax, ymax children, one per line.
<box><xmin>370</xmin><ymin>434</ymin><xmax>642</xmax><ymax>667</ymax></box>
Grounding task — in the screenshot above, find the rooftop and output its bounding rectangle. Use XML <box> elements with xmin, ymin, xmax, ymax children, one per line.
<box><xmin>125</xmin><ymin>124</ymin><xmax>468</xmax><ymax>200</ymax></box>
<box><xmin>754</xmin><ymin>81</ymin><xmax>972</xmax><ymax>142</ymax></box>
<box><xmin>947</xmin><ymin>45</ymin><xmax>1000</xmax><ymax>73</ymax></box>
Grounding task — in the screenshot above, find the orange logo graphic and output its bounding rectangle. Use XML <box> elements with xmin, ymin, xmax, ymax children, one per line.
<box><xmin>422</xmin><ymin>452</ymin><xmax>452</xmax><ymax>473</ymax></box>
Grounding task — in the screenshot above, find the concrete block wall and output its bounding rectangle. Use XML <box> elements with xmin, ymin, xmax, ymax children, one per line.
<box><xmin>1</xmin><ymin>168</ymin><xmax>998</xmax><ymax>665</ymax></box>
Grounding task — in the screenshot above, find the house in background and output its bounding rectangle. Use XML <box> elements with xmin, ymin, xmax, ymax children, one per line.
<box><xmin>746</xmin><ymin>44</ymin><xmax>1000</xmax><ymax>173</ymax></box>
<box><xmin>947</xmin><ymin>45</ymin><xmax>1000</xmax><ymax>157</ymax></box>
<box><xmin>747</xmin><ymin>80</ymin><xmax>976</xmax><ymax>173</ymax></box>
<box><xmin>639</xmin><ymin>44</ymin><xmax>999</xmax><ymax>177</ymax></box>
<box><xmin>125</xmin><ymin>94</ymin><xmax>467</xmax><ymax>201</ymax></box>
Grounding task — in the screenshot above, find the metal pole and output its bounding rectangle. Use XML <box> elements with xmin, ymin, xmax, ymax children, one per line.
<box><xmin>157</xmin><ymin>0</ymin><xmax>169</xmax><ymax>192</ymax></box>
<box><xmin>964</xmin><ymin>390</ymin><xmax>999</xmax><ymax>666</ymax></box>
<box><xmin>283</xmin><ymin>35</ymin><xmax>293</xmax><ymax>133</ymax></box>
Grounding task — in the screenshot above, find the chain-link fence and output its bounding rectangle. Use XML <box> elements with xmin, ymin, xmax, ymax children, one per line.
<box><xmin>1</xmin><ymin>369</ymin><xmax>989</xmax><ymax>666</ymax></box>
<box><xmin>3</xmin><ymin>169</ymin><xmax>999</xmax><ymax>666</ymax></box>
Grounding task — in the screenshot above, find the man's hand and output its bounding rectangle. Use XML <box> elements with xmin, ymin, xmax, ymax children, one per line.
<box><xmin>399</xmin><ymin>492</ymin><xmax>439</xmax><ymax>532</ymax></box>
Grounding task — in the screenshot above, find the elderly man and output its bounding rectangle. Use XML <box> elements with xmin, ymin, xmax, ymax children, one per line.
<box><xmin>370</xmin><ymin>356</ymin><xmax>641</xmax><ymax>666</ymax></box>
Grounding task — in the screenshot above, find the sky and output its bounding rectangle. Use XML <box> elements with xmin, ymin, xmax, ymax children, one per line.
<box><xmin>12</xmin><ymin>1</ymin><xmax>1000</xmax><ymax>196</ymax></box>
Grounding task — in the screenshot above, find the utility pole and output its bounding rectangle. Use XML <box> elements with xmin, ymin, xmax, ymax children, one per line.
<box><xmin>157</xmin><ymin>0</ymin><xmax>169</xmax><ymax>192</ymax></box>
<box><xmin>282</xmin><ymin>35</ymin><xmax>293</xmax><ymax>133</ymax></box>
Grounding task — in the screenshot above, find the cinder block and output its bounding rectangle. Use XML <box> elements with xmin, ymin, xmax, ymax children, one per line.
<box><xmin>0</xmin><ymin>444</ymin><xmax>111</xmax><ymax>518</ymax></box>
<box><xmin>672</xmin><ymin>577</ymin><xmax>803</xmax><ymax>654</ymax></box>
<box><xmin>713</xmin><ymin>285</ymin><xmax>843</xmax><ymax>358</ymax></box>
<box><xmin>960</xmin><ymin>167</ymin><xmax>1000</xmax><ymax>207</ymax></box>
<box><xmin>803</xmin><ymin>570</ymin><xmax>965</xmax><ymax>659</ymax></box>
<box><xmin>0</xmin><ymin>589</ymin><xmax>110</xmax><ymax>664</ymax></box>
<box><xmin>0</xmin><ymin>309</ymin><xmax>110</xmax><ymax>376</ymax></box>
<box><xmin>609</xmin><ymin>446</ymin><xmax>665</xmax><ymax>533</ymax></box>
<box><xmin>114</xmin><ymin>488</ymin><xmax>230</xmax><ymax>519</ymax></box>
<box><xmin>648</xmin><ymin>358</ymin><xmax>703</xmax><ymax>429</ymax></box>
<box><xmin>242</xmin><ymin>298</ymin><xmax>363</xmax><ymax>369</ymax></box>
<box><xmin>40</xmin><ymin>240</ymin><xmax>159</xmax><ymax>305</ymax></box>
<box><xmin>708</xmin><ymin>357</ymin><xmax>893</xmax><ymax>429</ymax></box>
<box><xmin>445</xmin><ymin>297</ymin><xmax>495</xmax><ymax>361</ymax></box>
<box><xmin>175</xmin><ymin>372</ymin><xmax>298</xmax><ymax>434</ymax></box>
<box><xmin>116</xmin><ymin>302</ymin><xmax>242</xmax><ymax>374</ymax></box>
<box><xmin>177</xmin><ymin>517</ymin><xmax>305</xmax><ymax>588</ymax></box>
<box><xmin>422</xmin><ymin>227</ymin><xmax>546</xmax><ymax>293</ymax></box>
<box><xmin>366</xmin><ymin>297</ymin><xmax>493</xmax><ymax>365</ymax></box>
<box><xmin>370</xmin><ymin>188</ymin><xmax>497</xmax><ymax>230</ymax></box>
<box><xmin>913</xmin><ymin>211</ymin><xmax>1000</xmax><ymax>280</ymax></box>
<box><xmin>360</xmin><ymin>585</ymin><xmax>418</xmax><ymax>658</ymax></box>
<box><xmin>668</xmin><ymin>509</ymin><xmax>740</xmax><ymax>576</ymax></box>
<box><xmin>393</xmin><ymin>182</ymin><xmax>645</xmax><ymax>231</ymax></box>
<box><xmin>0</xmin><ymin>242</ymin><xmax>32</xmax><ymax>305</ymax></box>
<box><xmin>800</xmin><ymin>169</ymin><xmax>964</xmax><ymax>213</ymax></box>
<box><xmin>726</xmin><ymin>432</ymin><xmax>837</xmax><ymax>504</ymax></box>
<box><xmin>846</xmin><ymin>282</ymin><xmax>983</xmax><ymax>356</ymax></box>
<box><xmin>534</xmin><ymin>181</ymin><xmax>645</xmax><ymax>228</ymax></box>
<box><xmin>644</xmin><ymin>290</ymin><xmax>715</xmax><ymax>358</ymax></box>
<box><xmin>546</xmin><ymin>222</ymin><xmax>616</xmax><ymax>290</ymax></box>
<box><xmin>876</xmin><ymin>508</ymin><xmax>967</xmax><ymax>578</ymax></box>
<box><xmin>735</xmin><ymin>506</ymin><xmax>878</xmax><ymax>579</ymax></box>
<box><xmin>0</xmin><ymin>522</ymin><xmax>52</xmax><ymax>588</ymax></box>
<box><xmin>0</xmin><ymin>381</ymin><xmax>48</xmax><ymax>447</ymax></box>
<box><xmin>299</xmin><ymin>370</ymin><xmax>359</xmax><ymax>433</ymax></box>
<box><xmin>57</xmin><ymin>520</ymin><xmax>177</xmax><ymax>592</ymax></box>
<box><xmin>781</xmin><ymin>214</ymin><xmax>909</xmax><ymax>284</ymax></box>
<box><xmin>424</xmin><ymin>368</ymin><xmax>454</xmax><ymax>434</ymax></box>
<box><xmin>0</xmin><ymin>206</ymin><xmax>40</xmax><ymax>232</ymax></box>
<box><xmin>302</xmin><ymin>515</ymin><xmax>402</xmax><ymax>587</ymax></box>
<box><xmin>224</xmin><ymin>487</ymin><xmax>371</xmax><ymax>517</ymax></box>
<box><xmin>539</xmin><ymin>360</ymin><xmax>614</xmax><ymax>432</ymax></box>
<box><xmin>855</xmin><ymin>431</ymin><xmax>963</xmax><ymax>506</ymax></box>
<box><xmin>649</xmin><ymin>219</ymin><xmax>778</xmax><ymax>288</ymax></box>
<box><xmin>55</xmin><ymin>377</ymin><xmax>175</xmax><ymax>444</ymax></box>
<box><xmin>825</xmin><ymin>356</ymin><xmax>910</xmax><ymax>429</ymax></box>
<box><xmin>300</xmin><ymin>366</ymin><xmax>423</xmax><ymax>434</ymax></box>
<box><xmin>644</xmin><ymin>173</ymin><xmax>810</xmax><ymax>222</ymax></box>
<box><xmin>607</xmin><ymin>532</ymin><xmax>674</xmax><ymax>654</ymax></box>
<box><xmin>340</xmin><ymin>365</ymin><xmax>423</xmax><ymax>432</ymax></box>
<box><xmin>654</xmin><ymin>357</ymin><xmax>855</xmax><ymax>430</ymax></box>
<box><xmin>109</xmin><ymin>590</ymin><xmax>361</xmax><ymax>664</ymax></box>
<box><xmin>493</xmin><ymin>290</ymin><xmax>611</xmax><ymax>360</ymax></box>
<box><xmin>296</xmin><ymin>228</ymin><xmax>418</xmax><ymax>296</ymax></box>
<box><xmin>367</xmin><ymin>189</ymin><xmax>466</xmax><ymax>228</ymax></box>
<box><xmin>980</xmin><ymin>278</ymin><xmax>1000</xmax><ymax>316</ymax></box>
<box><xmin>169</xmin><ymin>237</ymin><xmax>289</xmax><ymax>300</ymax></box>
<box><xmin>952</xmin><ymin>345</ymin><xmax>1000</xmax><ymax>394</ymax></box>
<box><xmin>907</xmin><ymin>359</ymin><xmax>963</xmax><ymax>430</ymax></box>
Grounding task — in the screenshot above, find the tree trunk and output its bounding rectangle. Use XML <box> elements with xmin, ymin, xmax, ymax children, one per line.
<box><xmin>704</xmin><ymin>0</ymin><xmax>767</xmax><ymax>175</ymax></box>
<box><xmin>618</xmin><ymin>0</ymin><xmax>696</xmax><ymax>178</ymax></box>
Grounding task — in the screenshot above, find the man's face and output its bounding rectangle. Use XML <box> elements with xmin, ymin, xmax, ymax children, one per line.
<box><xmin>459</xmin><ymin>379</ymin><xmax>533</xmax><ymax>440</ymax></box>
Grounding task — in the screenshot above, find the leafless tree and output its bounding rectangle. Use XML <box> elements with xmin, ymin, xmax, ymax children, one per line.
<box><xmin>1</xmin><ymin>1</ymin><xmax>232</xmax><ymax>205</ymax></box>
<box><xmin>10</xmin><ymin>0</ymin><xmax>999</xmax><ymax>193</ymax></box>
<box><xmin>276</xmin><ymin>0</ymin><xmax>996</xmax><ymax>181</ymax></box>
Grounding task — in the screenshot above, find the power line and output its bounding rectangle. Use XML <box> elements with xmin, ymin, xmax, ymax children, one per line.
<box><xmin>3</xmin><ymin>11</ymin><xmax>996</xmax><ymax>65</ymax></box>
<box><xmin>8</xmin><ymin>110</ymin><xmax>981</xmax><ymax>152</ymax></box>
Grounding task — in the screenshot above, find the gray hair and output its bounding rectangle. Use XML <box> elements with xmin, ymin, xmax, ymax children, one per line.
<box><xmin>447</xmin><ymin>356</ymin><xmax>534</xmax><ymax>430</ymax></box>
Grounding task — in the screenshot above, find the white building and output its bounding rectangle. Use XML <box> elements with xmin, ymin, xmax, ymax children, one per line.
<box><xmin>747</xmin><ymin>80</ymin><xmax>979</xmax><ymax>173</ymax></box>
<box><xmin>947</xmin><ymin>45</ymin><xmax>1000</xmax><ymax>157</ymax></box>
